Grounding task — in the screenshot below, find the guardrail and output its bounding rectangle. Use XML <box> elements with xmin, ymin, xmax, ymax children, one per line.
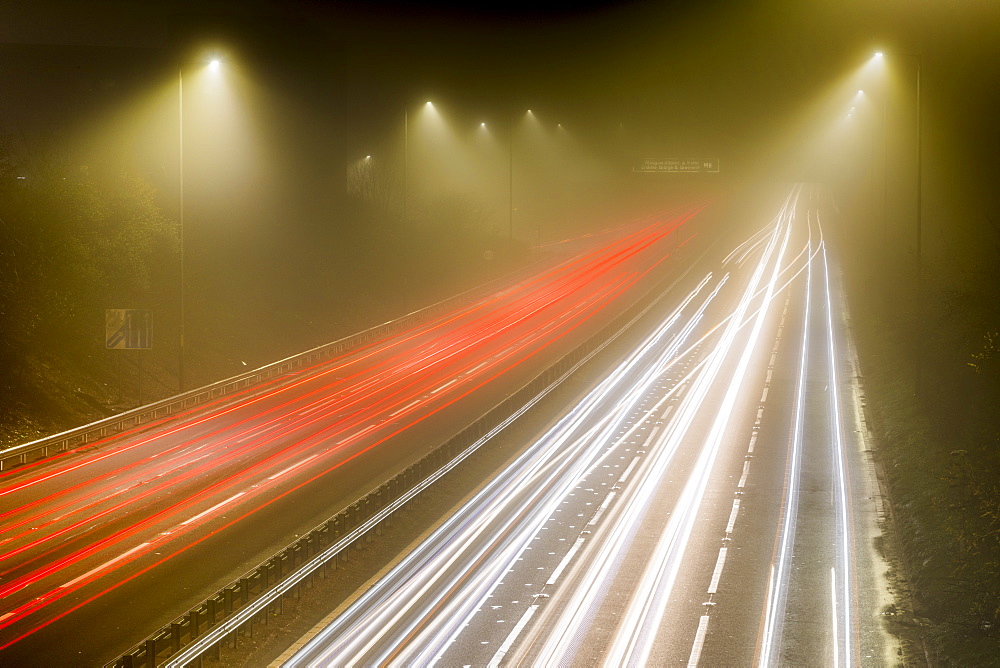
<box><xmin>0</xmin><ymin>263</ymin><xmax>539</xmax><ymax>472</ymax></box>
<box><xmin>107</xmin><ymin>243</ymin><xmax>705</xmax><ymax>668</ymax></box>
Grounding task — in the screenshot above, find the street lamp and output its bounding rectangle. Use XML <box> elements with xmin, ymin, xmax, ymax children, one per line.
<box><xmin>178</xmin><ymin>66</ymin><xmax>186</xmax><ymax>391</ymax></box>
<box><xmin>402</xmin><ymin>102</ymin><xmax>433</xmax><ymax>228</ymax></box>
<box><xmin>912</xmin><ymin>53</ymin><xmax>925</xmax><ymax>396</ymax></box>
<box><xmin>877</xmin><ymin>50</ymin><xmax>924</xmax><ymax>393</ymax></box>
<box><xmin>402</xmin><ymin>105</ymin><xmax>407</xmax><ymax>227</ymax></box>
<box><xmin>509</xmin><ymin>114</ymin><xmax>513</xmax><ymax>242</ymax></box>
<box><xmin>178</xmin><ymin>56</ymin><xmax>222</xmax><ymax>391</ymax></box>
<box><xmin>508</xmin><ymin>109</ymin><xmax>533</xmax><ymax>243</ymax></box>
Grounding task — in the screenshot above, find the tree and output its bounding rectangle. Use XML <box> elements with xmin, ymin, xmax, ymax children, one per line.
<box><xmin>0</xmin><ymin>135</ymin><xmax>177</xmax><ymax>416</ymax></box>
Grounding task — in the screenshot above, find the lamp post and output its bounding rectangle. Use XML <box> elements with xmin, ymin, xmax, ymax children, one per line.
<box><xmin>882</xmin><ymin>89</ymin><xmax>889</xmax><ymax>268</ymax></box>
<box><xmin>879</xmin><ymin>50</ymin><xmax>924</xmax><ymax>394</ymax></box>
<box><xmin>915</xmin><ymin>56</ymin><xmax>923</xmax><ymax>303</ymax></box>
<box><xmin>178</xmin><ymin>58</ymin><xmax>221</xmax><ymax>392</ymax></box>
<box><xmin>402</xmin><ymin>101</ymin><xmax>435</xmax><ymax>228</ymax></box>
<box><xmin>402</xmin><ymin>104</ymin><xmax>408</xmax><ymax>228</ymax></box>
<box><xmin>178</xmin><ymin>66</ymin><xmax>186</xmax><ymax>391</ymax></box>
<box><xmin>872</xmin><ymin>54</ymin><xmax>889</xmax><ymax>265</ymax></box>
<box><xmin>914</xmin><ymin>54</ymin><xmax>923</xmax><ymax>397</ymax></box>
<box><xmin>509</xmin><ymin>114</ymin><xmax>514</xmax><ymax>243</ymax></box>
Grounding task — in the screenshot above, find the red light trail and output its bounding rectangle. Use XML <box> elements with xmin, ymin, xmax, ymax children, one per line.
<box><xmin>0</xmin><ymin>204</ymin><xmax>707</xmax><ymax>654</ymax></box>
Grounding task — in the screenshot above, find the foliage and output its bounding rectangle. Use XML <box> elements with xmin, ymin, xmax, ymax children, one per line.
<box><xmin>845</xmin><ymin>198</ymin><xmax>1000</xmax><ymax>662</ymax></box>
<box><xmin>0</xmin><ymin>135</ymin><xmax>177</xmax><ymax>411</ymax></box>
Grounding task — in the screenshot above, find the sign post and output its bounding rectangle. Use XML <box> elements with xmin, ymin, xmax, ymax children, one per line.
<box><xmin>106</xmin><ymin>309</ymin><xmax>152</xmax><ymax>405</ymax></box>
<box><xmin>106</xmin><ymin>309</ymin><xmax>153</xmax><ymax>350</ymax></box>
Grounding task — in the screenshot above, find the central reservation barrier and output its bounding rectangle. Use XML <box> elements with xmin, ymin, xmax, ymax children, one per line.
<box><xmin>105</xmin><ymin>238</ymin><xmax>703</xmax><ymax>668</ymax></box>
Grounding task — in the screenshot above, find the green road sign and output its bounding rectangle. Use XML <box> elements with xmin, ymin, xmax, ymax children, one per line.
<box><xmin>633</xmin><ymin>159</ymin><xmax>719</xmax><ymax>173</ymax></box>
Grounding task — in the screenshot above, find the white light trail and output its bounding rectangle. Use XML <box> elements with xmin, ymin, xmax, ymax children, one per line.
<box><xmin>399</xmin><ymin>274</ymin><xmax>727</xmax><ymax>666</ymax></box>
<box><xmin>282</xmin><ymin>188</ymin><xmax>833</xmax><ymax>668</ymax></box>
<box><xmin>759</xmin><ymin>194</ymin><xmax>813</xmax><ymax>667</ymax></box>
<box><xmin>832</xmin><ymin>567</ymin><xmax>840</xmax><ymax>668</ymax></box>
<box><xmin>758</xmin><ymin>194</ymin><xmax>857</xmax><ymax>667</ymax></box>
<box><xmin>824</xmin><ymin>238</ymin><xmax>853</xmax><ymax>667</ymax></box>
<box><xmin>588</xmin><ymin>491</ymin><xmax>616</xmax><ymax>526</ymax></box>
<box><xmin>547</xmin><ymin>537</ymin><xmax>585</xmax><ymax>585</ymax></box>
<box><xmin>284</xmin><ymin>271</ymin><xmax>723</xmax><ymax>668</ymax></box>
<box><xmin>598</xmin><ymin>188</ymin><xmax>798</xmax><ymax>667</ymax></box>
<box><xmin>487</xmin><ymin>604</ymin><xmax>538</xmax><ymax>668</ymax></box>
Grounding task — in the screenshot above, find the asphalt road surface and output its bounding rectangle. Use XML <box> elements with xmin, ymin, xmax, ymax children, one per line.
<box><xmin>0</xmin><ymin>202</ymin><xmax>708</xmax><ymax>667</ymax></box>
<box><xmin>278</xmin><ymin>185</ymin><xmax>895</xmax><ymax>667</ymax></box>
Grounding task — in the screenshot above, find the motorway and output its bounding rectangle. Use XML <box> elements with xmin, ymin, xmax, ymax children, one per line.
<box><xmin>279</xmin><ymin>185</ymin><xmax>895</xmax><ymax>666</ymax></box>
<box><xmin>0</xmin><ymin>202</ymin><xmax>707</xmax><ymax>666</ymax></box>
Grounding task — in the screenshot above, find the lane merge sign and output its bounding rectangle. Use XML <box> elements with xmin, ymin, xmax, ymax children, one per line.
<box><xmin>633</xmin><ymin>159</ymin><xmax>719</xmax><ymax>173</ymax></box>
<box><xmin>106</xmin><ymin>309</ymin><xmax>152</xmax><ymax>349</ymax></box>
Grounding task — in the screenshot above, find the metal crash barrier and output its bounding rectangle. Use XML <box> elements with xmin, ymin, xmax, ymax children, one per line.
<box><xmin>0</xmin><ymin>265</ymin><xmax>539</xmax><ymax>473</ymax></box>
<box><xmin>106</xmin><ymin>243</ymin><xmax>704</xmax><ymax>668</ymax></box>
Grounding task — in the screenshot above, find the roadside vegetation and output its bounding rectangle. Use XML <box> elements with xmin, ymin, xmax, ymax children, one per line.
<box><xmin>0</xmin><ymin>134</ymin><xmax>531</xmax><ymax>448</ymax></box>
<box><xmin>0</xmin><ymin>136</ymin><xmax>178</xmax><ymax>444</ymax></box>
<box><xmin>837</xmin><ymin>187</ymin><xmax>1000</xmax><ymax>664</ymax></box>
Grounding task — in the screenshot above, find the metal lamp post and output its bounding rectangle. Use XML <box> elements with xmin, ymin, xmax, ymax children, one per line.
<box><xmin>509</xmin><ymin>114</ymin><xmax>514</xmax><ymax>242</ymax></box>
<box><xmin>402</xmin><ymin>104</ymin><xmax>408</xmax><ymax>228</ymax></box>
<box><xmin>178</xmin><ymin>58</ymin><xmax>221</xmax><ymax>392</ymax></box>
<box><xmin>178</xmin><ymin>67</ymin><xmax>186</xmax><ymax>391</ymax></box>
<box><xmin>880</xmin><ymin>50</ymin><xmax>924</xmax><ymax>394</ymax></box>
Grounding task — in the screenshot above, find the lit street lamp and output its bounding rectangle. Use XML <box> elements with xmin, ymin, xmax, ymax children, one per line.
<box><xmin>509</xmin><ymin>114</ymin><xmax>513</xmax><ymax>242</ymax></box>
<box><xmin>178</xmin><ymin>66</ymin><xmax>186</xmax><ymax>391</ymax></box>
<box><xmin>876</xmin><ymin>50</ymin><xmax>924</xmax><ymax>393</ymax></box>
<box><xmin>402</xmin><ymin>101</ymin><xmax>433</xmax><ymax>228</ymax></box>
<box><xmin>402</xmin><ymin>104</ymin><xmax>407</xmax><ymax>227</ymax></box>
<box><xmin>508</xmin><ymin>109</ymin><xmax>534</xmax><ymax>243</ymax></box>
<box><xmin>178</xmin><ymin>57</ymin><xmax>222</xmax><ymax>392</ymax></box>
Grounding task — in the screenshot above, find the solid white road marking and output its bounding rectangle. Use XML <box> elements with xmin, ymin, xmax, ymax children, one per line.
<box><xmin>61</xmin><ymin>541</ymin><xmax>150</xmax><ymax>588</ymax></box>
<box><xmin>487</xmin><ymin>604</ymin><xmax>539</xmax><ymax>668</ymax></box>
<box><xmin>180</xmin><ymin>492</ymin><xmax>245</xmax><ymax>527</ymax></box>
<box><xmin>431</xmin><ymin>377</ymin><xmax>460</xmax><ymax>394</ymax></box>
<box><xmin>266</xmin><ymin>454</ymin><xmax>319</xmax><ymax>481</ymax></box>
<box><xmin>390</xmin><ymin>399</ymin><xmax>421</xmax><ymax>417</ymax></box>
<box><xmin>547</xmin><ymin>537</ymin><xmax>585</xmax><ymax>586</ymax></box>
<box><xmin>588</xmin><ymin>492</ymin><xmax>617</xmax><ymax>526</ymax></box>
<box><xmin>618</xmin><ymin>457</ymin><xmax>640</xmax><ymax>484</ymax></box>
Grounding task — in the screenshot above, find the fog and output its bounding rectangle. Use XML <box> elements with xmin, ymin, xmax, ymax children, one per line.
<box><xmin>1</xmin><ymin>0</ymin><xmax>996</xmax><ymax>372</ymax></box>
<box><xmin>2</xmin><ymin>1</ymin><xmax>1000</xmax><ymax>662</ymax></box>
<box><xmin>4</xmin><ymin>1</ymin><xmax>997</xmax><ymax>250</ymax></box>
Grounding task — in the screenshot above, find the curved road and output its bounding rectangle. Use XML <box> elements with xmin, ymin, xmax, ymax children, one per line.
<box><xmin>0</xmin><ymin>203</ymin><xmax>708</xmax><ymax>666</ymax></box>
<box><xmin>279</xmin><ymin>186</ymin><xmax>895</xmax><ymax>667</ymax></box>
